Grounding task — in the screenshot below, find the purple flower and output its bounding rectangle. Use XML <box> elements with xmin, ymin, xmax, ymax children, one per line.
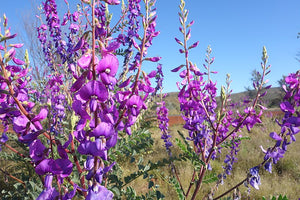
<box><xmin>97</xmin><ymin>54</ymin><xmax>119</xmax><ymax>76</ymax></box>
<box><xmin>29</xmin><ymin>139</ymin><xmax>48</xmax><ymax>162</ymax></box>
<box><xmin>35</xmin><ymin>159</ymin><xmax>73</xmax><ymax>178</ymax></box>
<box><xmin>78</xmin><ymin>80</ymin><xmax>108</xmax><ymax>102</ymax></box>
<box><xmin>78</xmin><ymin>139</ymin><xmax>107</xmax><ymax>159</ymax></box>
<box><xmin>37</xmin><ymin>175</ymin><xmax>59</xmax><ymax>200</ymax></box>
<box><xmin>86</xmin><ymin>184</ymin><xmax>113</xmax><ymax>200</ymax></box>
<box><xmin>280</xmin><ymin>101</ymin><xmax>294</xmax><ymax>113</ymax></box>
<box><xmin>102</xmin><ymin>0</ymin><xmax>120</xmax><ymax>5</ymax></box>
<box><xmin>126</xmin><ymin>95</ymin><xmax>146</xmax><ymax>116</ymax></box>
<box><xmin>84</xmin><ymin>156</ymin><xmax>95</xmax><ymax>170</ymax></box>
<box><xmin>96</xmin><ymin>54</ymin><xmax>119</xmax><ymax>85</ymax></box>
<box><xmin>90</xmin><ymin>122</ymin><xmax>114</xmax><ymax>138</ymax></box>
<box><xmin>249</xmin><ymin>166</ymin><xmax>261</xmax><ymax>190</ymax></box>
<box><xmin>0</xmin><ymin>133</ymin><xmax>8</xmax><ymax>143</ymax></box>
<box><xmin>72</xmin><ymin>100</ymin><xmax>91</xmax><ymax>120</ymax></box>
<box><xmin>269</xmin><ymin>132</ymin><xmax>282</xmax><ymax>141</ymax></box>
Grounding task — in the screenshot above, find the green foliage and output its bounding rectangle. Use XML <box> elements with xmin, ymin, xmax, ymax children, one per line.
<box><xmin>1</xmin><ymin>179</ymin><xmax>42</xmax><ymax>200</ymax></box>
<box><xmin>202</xmin><ymin>172</ymin><xmax>218</xmax><ymax>184</ymax></box>
<box><xmin>106</xmin><ymin>127</ymin><xmax>167</xmax><ymax>199</ymax></box>
<box><xmin>220</xmin><ymin>136</ymin><xmax>250</xmax><ymax>149</ymax></box>
<box><xmin>168</xmin><ymin>177</ymin><xmax>185</xmax><ymax>200</ymax></box>
<box><xmin>262</xmin><ymin>194</ymin><xmax>289</xmax><ymax>200</ymax></box>
<box><xmin>175</xmin><ymin>131</ymin><xmax>205</xmax><ymax>171</ymax></box>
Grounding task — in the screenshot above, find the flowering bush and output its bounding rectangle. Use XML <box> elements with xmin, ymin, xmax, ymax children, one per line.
<box><xmin>0</xmin><ymin>0</ymin><xmax>299</xmax><ymax>199</ymax></box>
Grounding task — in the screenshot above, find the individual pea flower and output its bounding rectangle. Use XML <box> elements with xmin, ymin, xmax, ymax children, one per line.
<box><xmin>37</xmin><ymin>175</ymin><xmax>59</xmax><ymax>200</ymax></box>
<box><xmin>77</xmin><ymin>80</ymin><xmax>108</xmax><ymax>103</ymax></box>
<box><xmin>35</xmin><ymin>158</ymin><xmax>73</xmax><ymax>182</ymax></box>
<box><xmin>96</xmin><ymin>54</ymin><xmax>119</xmax><ymax>86</ymax></box>
<box><xmin>249</xmin><ymin>166</ymin><xmax>261</xmax><ymax>190</ymax></box>
<box><xmin>102</xmin><ymin>0</ymin><xmax>120</xmax><ymax>5</ymax></box>
<box><xmin>29</xmin><ymin>139</ymin><xmax>48</xmax><ymax>163</ymax></box>
<box><xmin>77</xmin><ymin>139</ymin><xmax>107</xmax><ymax>160</ymax></box>
<box><xmin>0</xmin><ymin>133</ymin><xmax>8</xmax><ymax>151</ymax></box>
<box><xmin>86</xmin><ymin>184</ymin><xmax>114</xmax><ymax>200</ymax></box>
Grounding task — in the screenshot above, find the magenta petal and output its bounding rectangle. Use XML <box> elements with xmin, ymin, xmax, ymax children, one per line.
<box><xmin>106</xmin><ymin>133</ymin><xmax>118</xmax><ymax>148</ymax></box>
<box><xmin>9</xmin><ymin>43</ymin><xmax>24</xmax><ymax>48</ymax></box>
<box><xmin>145</xmin><ymin>57</ymin><xmax>161</xmax><ymax>62</ymax></box>
<box><xmin>280</xmin><ymin>101</ymin><xmax>294</xmax><ymax>113</ymax></box>
<box><xmin>13</xmin><ymin>115</ymin><xmax>30</xmax><ymax>134</ymax></box>
<box><xmin>70</xmin><ymin>73</ymin><xmax>87</xmax><ymax>92</ymax></box>
<box><xmin>12</xmin><ymin>57</ymin><xmax>25</xmax><ymax>65</ymax></box>
<box><xmin>118</xmin><ymin>76</ymin><xmax>132</xmax><ymax>88</ymax></box>
<box><xmin>32</xmin><ymin>108</ymin><xmax>48</xmax><ymax>122</ymax></box>
<box><xmin>96</xmin><ymin>54</ymin><xmax>119</xmax><ymax>76</ymax></box>
<box><xmin>7</xmin><ymin>47</ymin><xmax>16</xmax><ymax>59</ymax></box>
<box><xmin>171</xmin><ymin>65</ymin><xmax>184</xmax><ymax>72</ymax></box>
<box><xmin>102</xmin><ymin>0</ymin><xmax>120</xmax><ymax>5</ymax></box>
<box><xmin>78</xmin><ymin>80</ymin><xmax>108</xmax><ymax>102</ymax></box>
<box><xmin>72</xmin><ymin>37</ymin><xmax>84</xmax><ymax>51</ymax></box>
<box><xmin>148</xmin><ymin>70</ymin><xmax>157</xmax><ymax>78</ymax></box>
<box><xmin>78</xmin><ymin>53</ymin><xmax>92</xmax><ymax>69</ymax></box>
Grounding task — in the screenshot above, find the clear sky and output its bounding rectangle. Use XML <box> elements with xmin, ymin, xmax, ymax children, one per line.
<box><xmin>1</xmin><ymin>0</ymin><xmax>300</xmax><ymax>94</ymax></box>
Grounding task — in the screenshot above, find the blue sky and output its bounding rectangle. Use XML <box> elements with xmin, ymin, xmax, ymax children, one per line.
<box><xmin>1</xmin><ymin>0</ymin><xmax>300</xmax><ymax>93</ymax></box>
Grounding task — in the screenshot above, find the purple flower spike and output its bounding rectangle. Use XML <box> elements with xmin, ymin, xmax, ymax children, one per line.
<box><xmin>78</xmin><ymin>80</ymin><xmax>108</xmax><ymax>102</ymax></box>
<box><xmin>86</xmin><ymin>184</ymin><xmax>114</xmax><ymax>200</ymax></box>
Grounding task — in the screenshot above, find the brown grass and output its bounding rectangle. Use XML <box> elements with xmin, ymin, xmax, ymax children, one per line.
<box><xmin>121</xmin><ymin>115</ymin><xmax>300</xmax><ymax>199</ymax></box>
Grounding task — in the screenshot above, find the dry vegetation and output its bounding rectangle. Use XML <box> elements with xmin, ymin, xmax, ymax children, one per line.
<box><xmin>120</xmin><ymin>114</ymin><xmax>300</xmax><ymax>199</ymax></box>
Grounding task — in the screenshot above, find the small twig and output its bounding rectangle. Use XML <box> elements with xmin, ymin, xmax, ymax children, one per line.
<box><xmin>0</xmin><ymin>167</ymin><xmax>26</xmax><ymax>186</ymax></box>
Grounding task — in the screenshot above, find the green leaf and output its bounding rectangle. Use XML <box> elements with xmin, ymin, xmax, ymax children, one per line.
<box><xmin>202</xmin><ymin>173</ymin><xmax>218</xmax><ymax>184</ymax></box>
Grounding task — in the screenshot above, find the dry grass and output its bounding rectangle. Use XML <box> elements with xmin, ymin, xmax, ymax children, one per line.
<box><xmin>121</xmin><ymin>115</ymin><xmax>300</xmax><ymax>199</ymax></box>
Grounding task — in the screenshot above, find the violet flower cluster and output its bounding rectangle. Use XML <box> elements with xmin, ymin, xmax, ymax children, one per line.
<box><xmin>170</xmin><ymin>1</ymin><xmax>271</xmax><ymax>199</ymax></box>
<box><xmin>1</xmin><ymin>0</ymin><xmax>161</xmax><ymax>199</ymax></box>
<box><xmin>155</xmin><ymin>64</ymin><xmax>173</xmax><ymax>154</ymax></box>
<box><xmin>247</xmin><ymin>72</ymin><xmax>300</xmax><ymax>190</ymax></box>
